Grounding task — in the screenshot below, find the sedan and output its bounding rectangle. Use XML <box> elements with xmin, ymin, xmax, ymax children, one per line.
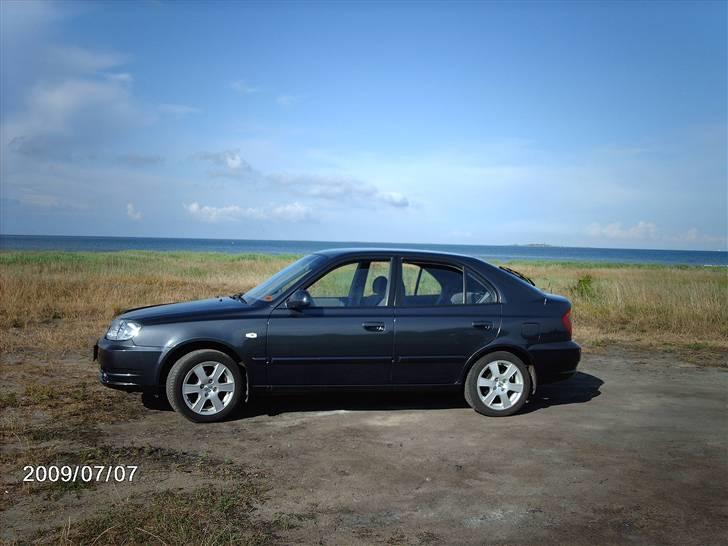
<box><xmin>96</xmin><ymin>249</ymin><xmax>580</xmax><ymax>422</ymax></box>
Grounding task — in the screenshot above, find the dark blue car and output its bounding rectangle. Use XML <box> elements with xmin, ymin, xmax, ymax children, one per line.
<box><xmin>96</xmin><ymin>249</ymin><xmax>580</xmax><ymax>422</ymax></box>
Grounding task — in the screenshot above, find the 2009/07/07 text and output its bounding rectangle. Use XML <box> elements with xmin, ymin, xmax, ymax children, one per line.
<box><xmin>23</xmin><ymin>465</ymin><xmax>138</xmax><ymax>483</ymax></box>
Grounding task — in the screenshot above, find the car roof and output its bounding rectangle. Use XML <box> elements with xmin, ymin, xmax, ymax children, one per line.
<box><xmin>312</xmin><ymin>247</ymin><xmax>480</xmax><ymax>262</ymax></box>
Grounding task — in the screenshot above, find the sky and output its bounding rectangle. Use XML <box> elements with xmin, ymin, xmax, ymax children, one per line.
<box><xmin>1</xmin><ymin>0</ymin><xmax>726</xmax><ymax>250</ymax></box>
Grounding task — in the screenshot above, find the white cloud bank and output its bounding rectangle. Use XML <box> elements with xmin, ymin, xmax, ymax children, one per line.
<box><xmin>194</xmin><ymin>150</ymin><xmax>410</xmax><ymax>209</ymax></box>
<box><xmin>184</xmin><ymin>201</ymin><xmax>312</xmax><ymax>223</ymax></box>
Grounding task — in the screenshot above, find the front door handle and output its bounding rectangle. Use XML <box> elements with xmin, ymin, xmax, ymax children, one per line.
<box><xmin>362</xmin><ymin>321</ymin><xmax>386</xmax><ymax>332</ymax></box>
<box><xmin>472</xmin><ymin>321</ymin><xmax>493</xmax><ymax>330</ymax></box>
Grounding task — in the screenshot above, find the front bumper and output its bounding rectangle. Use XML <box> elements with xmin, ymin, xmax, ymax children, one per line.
<box><xmin>529</xmin><ymin>340</ymin><xmax>581</xmax><ymax>384</ymax></box>
<box><xmin>94</xmin><ymin>338</ymin><xmax>162</xmax><ymax>392</ymax></box>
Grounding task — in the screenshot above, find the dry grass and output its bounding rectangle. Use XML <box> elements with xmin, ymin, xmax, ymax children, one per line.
<box><xmin>516</xmin><ymin>262</ymin><xmax>728</xmax><ymax>353</ymax></box>
<box><xmin>0</xmin><ymin>251</ymin><xmax>296</xmax><ymax>354</ymax></box>
<box><xmin>33</xmin><ymin>484</ymin><xmax>277</xmax><ymax>546</ymax></box>
<box><xmin>1</xmin><ymin>251</ymin><xmax>726</xmax><ymax>357</ymax></box>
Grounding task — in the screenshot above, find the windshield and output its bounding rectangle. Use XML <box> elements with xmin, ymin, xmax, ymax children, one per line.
<box><xmin>243</xmin><ymin>254</ymin><xmax>324</xmax><ymax>303</ymax></box>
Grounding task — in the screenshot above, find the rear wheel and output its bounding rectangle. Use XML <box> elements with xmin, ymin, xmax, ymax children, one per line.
<box><xmin>166</xmin><ymin>349</ymin><xmax>245</xmax><ymax>423</ymax></box>
<box><xmin>465</xmin><ymin>351</ymin><xmax>531</xmax><ymax>417</ymax></box>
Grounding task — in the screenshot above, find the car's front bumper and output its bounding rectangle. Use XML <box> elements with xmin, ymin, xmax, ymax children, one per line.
<box><xmin>94</xmin><ymin>338</ymin><xmax>162</xmax><ymax>392</ymax></box>
<box><xmin>529</xmin><ymin>340</ymin><xmax>581</xmax><ymax>384</ymax></box>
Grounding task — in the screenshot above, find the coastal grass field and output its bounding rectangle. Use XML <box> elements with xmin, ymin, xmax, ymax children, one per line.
<box><xmin>1</xmin><ymin>250</ymin><xmax>726</xmax><ymax>361</ymax></box>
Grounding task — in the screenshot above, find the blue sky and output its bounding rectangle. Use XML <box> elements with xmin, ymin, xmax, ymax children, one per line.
<box><xmin>1</xmin><ymin>0</ymin><xmax>725</xmax><ymax>250</ymax></box>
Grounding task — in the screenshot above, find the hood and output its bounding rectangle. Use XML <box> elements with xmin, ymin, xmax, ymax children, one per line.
<box><xmin>121</xmin><ymin>296</ymin><xmax>255</xmax><ymax>323</ymax></box>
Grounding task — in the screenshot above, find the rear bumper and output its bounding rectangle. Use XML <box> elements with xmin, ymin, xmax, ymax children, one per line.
<box><xmin>529</xmin><ymin>340</ymin><xmax>581</xmax><ymax>384</ymax></box>
<box><xmin>94</xmin><ymin>338</ymin><xmax>162</xmax><ymax>392</ymax></box>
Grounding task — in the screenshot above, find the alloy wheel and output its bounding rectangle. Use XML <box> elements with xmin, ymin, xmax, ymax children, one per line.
<box><xmin>476</xmin><ymin>360</ymin><xmax>525</xmax><ymax>410</ymax></box>
<box><xmin>182</xmin><ymin>361</ymin><xmax>236</xmax><ymax>415</ymax></box>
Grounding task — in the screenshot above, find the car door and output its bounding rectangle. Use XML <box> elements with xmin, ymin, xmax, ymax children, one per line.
<box><xmin>267</xmin><ymin>258</ymin><xmax>395</xmax><ymax>386</ymax></box>
<box><xmin>392</xmin><ymin>259</ymin><xmax>502</xmax><ymax>385</ymax></box>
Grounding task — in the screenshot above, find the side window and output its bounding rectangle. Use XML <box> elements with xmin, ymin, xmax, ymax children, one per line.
<box><xmin>306</xmin><ymin>263</ymin><xmax>358</xmax><ymax>307</ymax></box>
<box><xmin>466</xmin><ymin>270</ymin><xmax>497</xmax><ymax>304</ymax></box>
<box><xmin>400</xmin><ymin>261</ymin><xmax>464</xmax><ymax>306</ymax></box>
<box><xmin>306</xmin><ymin>260</ymin><xmax>391</xmax><ymax>307</ymax></box>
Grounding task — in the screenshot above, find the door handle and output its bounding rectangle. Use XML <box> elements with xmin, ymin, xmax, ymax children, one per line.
<box><xmin>362</xmin><ymin>321</ymin><xmax>386</xmax><ymax>332</ymax></box>
<box><xmin>472</xmin><ymin>321</ymin><xmax>493</xmax><ymax>330</ymax></box>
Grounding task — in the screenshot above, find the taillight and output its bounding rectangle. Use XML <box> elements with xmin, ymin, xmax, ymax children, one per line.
<box><xmin>561</xmin><ymin>309</ymin><xmax>573</xmax><ymax>339</ymax></box>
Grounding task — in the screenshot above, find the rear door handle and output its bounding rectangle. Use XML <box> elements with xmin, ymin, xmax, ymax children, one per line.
<box><xmin>362</xmin><ymin>321</ymin><xmax>386</xmax><ymax>332</ymax></box>
<box><xmin>472</xmin><ymin>321</ymin><xmax>493</xmax><ymax>330</ymax></box>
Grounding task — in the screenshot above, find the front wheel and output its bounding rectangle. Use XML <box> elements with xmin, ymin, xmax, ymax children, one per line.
<box><xmin>465</xmin><ymin>351</ymin><xmax>531</xmax><ymax>417</ymax></box>
<box><xmin>166</xmin><ymin>349</ymin><xmax>245</xmax><ymax>423</ymax></box>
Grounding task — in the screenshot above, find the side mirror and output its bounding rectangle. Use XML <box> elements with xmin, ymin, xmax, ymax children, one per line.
<box><xmin>287</xmin><ymin>289</ymin><xmax>312</xmax><ymax>310</ymax></box>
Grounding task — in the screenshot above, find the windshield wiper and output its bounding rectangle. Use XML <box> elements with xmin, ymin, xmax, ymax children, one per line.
<box><xmin>499</xmin><ymin>266</ymin><xmax>535</xmax><ymax>286</ymax></box>
<box><xmin>229</xmin><ymin>292</ymin><xmax>247</xmax><ymax>303</ymax></box>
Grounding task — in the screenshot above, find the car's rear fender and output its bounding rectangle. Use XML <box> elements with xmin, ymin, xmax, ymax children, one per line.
<box><xmin>459</xmin><ymin>341</ymin><xmax>535</xmax><ymax>386</ymax></box>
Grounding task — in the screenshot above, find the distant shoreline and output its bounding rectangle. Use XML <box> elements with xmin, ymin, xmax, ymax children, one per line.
<box><xmin>1</xmin><ymin>234</ymin><xmax>726</xmax><ymax>267</ymax></box>
<box><xmin>2</xmin><ymin>233</ymin><xmax>725</xmax><ymax>253</ymax></box>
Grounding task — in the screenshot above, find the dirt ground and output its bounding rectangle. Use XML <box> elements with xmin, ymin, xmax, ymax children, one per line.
<box><xmin>1</xmin><ymin>346</ymin><xmax>727</xmax><ymax>545</ymax></box>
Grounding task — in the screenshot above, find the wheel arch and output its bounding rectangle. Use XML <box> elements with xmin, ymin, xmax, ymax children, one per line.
<box><xmin>460</xmin><ymin>343</ymin><xmax>535</xmax><ymax>385</ymax></box>
<box><xmin>157</xmin><ymin>339</ymin><xmax>247</xmax><ymax>386</ymax></box>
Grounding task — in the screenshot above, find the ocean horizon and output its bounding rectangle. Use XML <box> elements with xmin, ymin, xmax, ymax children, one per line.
<box><xmin>1</xmin><ymin>234</ymin><xmax>726</xmax><ymax>266</ymax></box>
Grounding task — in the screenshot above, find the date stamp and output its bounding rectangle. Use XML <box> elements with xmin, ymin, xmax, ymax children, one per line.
<box><xmin>23</xmin><ymin>465</ymin><xmax>138</xmax><ymax>483</ymax></box>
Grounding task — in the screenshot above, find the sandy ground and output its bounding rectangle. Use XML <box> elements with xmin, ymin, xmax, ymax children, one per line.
<box><xmin>2</xmin><ymin>347</ymin><xmax>727</xmax><ymax>544</ymax></box>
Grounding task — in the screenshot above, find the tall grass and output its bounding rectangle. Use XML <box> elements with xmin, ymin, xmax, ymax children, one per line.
<box><xmin>513</xmin><ymin>262</ymin><xmax>728</xmax><ymax>350</ymax></box>
<box><xmin>1</xmin><ymin>251</ymin><xmax>726</xmax><ymax>354</ymax></box>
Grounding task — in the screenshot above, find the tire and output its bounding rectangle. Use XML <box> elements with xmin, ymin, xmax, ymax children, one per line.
<box><xmin>464</xmin><ymin>351</ymin><xmax>531</xmax><ymax>417</ymax></box>
<box><xmin>166</xmin><ymin>349</ymin><xmax>245</xmax><ymax>423</ymax></box>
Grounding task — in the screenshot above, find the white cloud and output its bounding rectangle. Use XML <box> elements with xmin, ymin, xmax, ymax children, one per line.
<box><xmin>587</xmin><ymin>221</ymin><xmax>658</xmax><ymax>240</ymax></box>
<box><xmin>378</xmin><ymin>191</ymin><xmax>409</xmax><ymax>208</ymax></box>
<box><xmin>276</xmin><ymin>94</ymin><xmax>297</xmax><ymax>106</ymax></box>
<box><xmin>194</xmin><ymin>149</ymin><xmax>254</xmax><ymax>172</ymax></box>
<box><xmin>270</xmin><ymin>202</ymin><xmax>313</xmax><ymax>222</ymax></box>
<box><xmin>126</xmin><ymin>202</ymin><xmax>142</xmax><ymax>221</ymax></box>
<box><xmin>47</xmin><ymin>45</ymin><xmax>126</xmax><ymax>74</ymax></box>
<box><xmin>268</xmin><ymin>173</ymin><xmax>409</xmax><ymax>208</ymax></box>
<box><xmin>3</xmin><ymin>50</ymin><xmax>143</xmax><ymax>160</ymax></box>
<box><xmin>105</xmin><ymin>72</ymin><xmax>133</xmax><ymax>84</ymax></box>
<box><xmin>230</xmin><ymin>80</ymin><xmax>258</xmax><ymax>94</ymax></box>
<box><xmin>158</xmin><ymin>103</ymin><xmax>199</xmax><ymax>117</ymax></box>
<box><xmin>193</xmin><ymin>150</ymin><xmax>410</xmax><ymax>209</ymax></box>
<box><xmin>184</xmin><ymin>201</ymin><xmax>313</xmax><ymax>223</ymax></box>
<box><xmin>226</xmin><ymin>152</ymin><xmax>243</xmax><ymax>169</ymax></box>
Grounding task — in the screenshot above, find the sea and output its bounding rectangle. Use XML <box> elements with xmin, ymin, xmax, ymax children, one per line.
<box><xmin>1</xmin><ymin>234</ymin><xmax>726</xmax><ymax>266</ymax></box>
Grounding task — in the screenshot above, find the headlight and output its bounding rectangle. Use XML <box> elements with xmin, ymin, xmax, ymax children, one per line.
<box><xmin>105</xmin><ymin>319</ymin><xmax>142</xmax><ymax>341</ymax></box>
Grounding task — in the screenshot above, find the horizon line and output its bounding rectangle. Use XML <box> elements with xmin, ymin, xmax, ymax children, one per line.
<box><xmin>0</xmin><ymin>232</ymin><xmax>725</xmax><ymax>254</ymax></box>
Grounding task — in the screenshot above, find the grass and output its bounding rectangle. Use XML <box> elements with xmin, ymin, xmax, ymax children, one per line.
<box><xmin>1</xmin><ymin>250</ymin><xmax>726</xmax><ymax>357</ymax></box>
<box><xmin>32</xmin><ymin>476</ymin><xmax>276</xmax><ymax>545</ymax></box>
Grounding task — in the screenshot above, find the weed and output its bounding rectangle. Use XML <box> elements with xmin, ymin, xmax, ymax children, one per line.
<box><xmin>574</xmin><ymin>274</ymin><xmax>596</xmax><ymax>299</ymax></box>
